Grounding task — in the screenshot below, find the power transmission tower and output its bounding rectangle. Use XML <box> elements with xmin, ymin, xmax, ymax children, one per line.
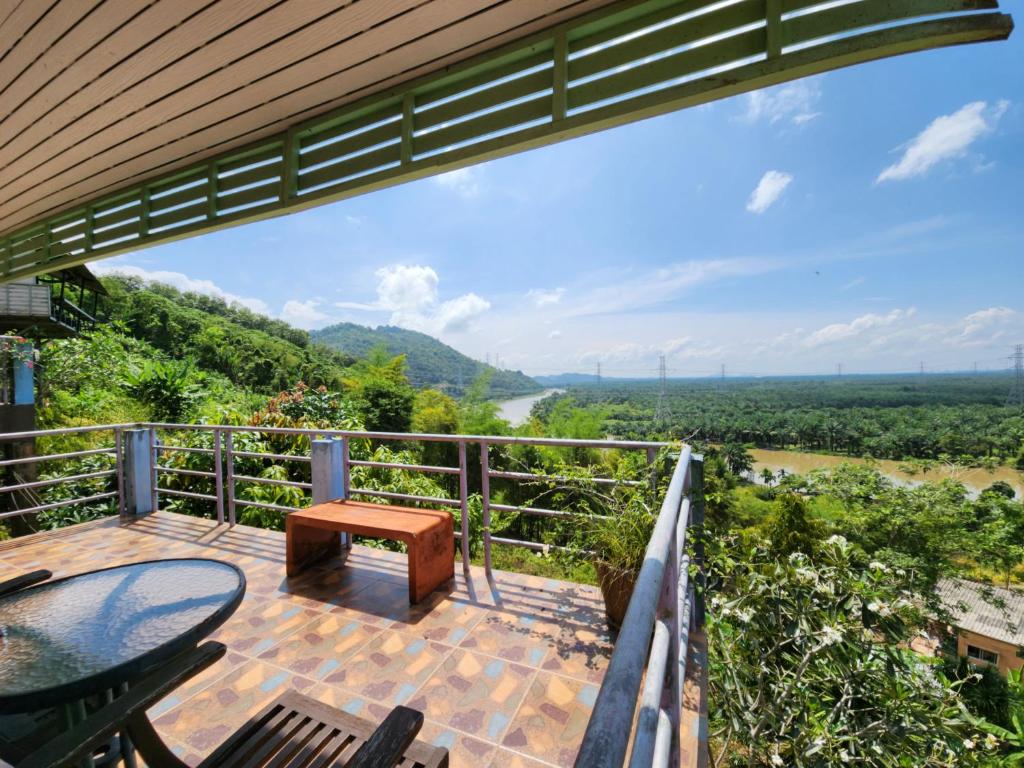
<box><xmin>836</xmin><ymin>363</ymin><xmax>842</xmax><ymax>377</ymax></box>
<box><xmin>1008</xmin><ymin>345</ymin><xmax>1024</xmax><ymax>408</ymax></box>
<box><xmin>596</xmin><ymin>362</ymin><xmax>601</xmax><ymax>383</ymax></box>
<box><xmin>720</xmin><ymin>364</ymin><xmax>725</xmax><ymax>381</ymax></box>
<box><xmin>654</xmin><ymin>355</ymin><xmax>669</xmax><ymax>425</ymax></box>
<box><xmin>919</xmin><ymin>361</ymin><xmax>925</xmax><ymax>375</ymax></box>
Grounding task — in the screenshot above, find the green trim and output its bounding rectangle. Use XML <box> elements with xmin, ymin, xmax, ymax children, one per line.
<box><xmin>0</xmin><ymin>0</ymin><xmax>1012</xmax><ymax>282</ymax></box>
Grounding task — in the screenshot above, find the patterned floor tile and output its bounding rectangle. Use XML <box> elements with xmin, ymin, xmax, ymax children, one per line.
<box><xmin>418</xmin><ymin>718</ymin><xmax>497</xmax><ymax>766</ymax></box>
<box><xmin>317</xmin><ymin>629</ymin><xmax>451</xmax><ymax>707</ymax></box>
<box><xmin>258</xmin><ymin>614</ymin><xmax>382</xmax><ymax>679</ymax></box>
<box><xmin>486</xmin><ymin>749</ymin><xmax>557</xmax><ymax>768</ymax></box>
<box><xmin>501</xmin><ymin>673</ymin><xmax>599</xmax><ymax>768</ymax></box>
<box><xmin>147</xmin><ymin>649</ymin><xmax>248</xmax><ymax>720</ymax></box>
<box><xmin>459</xmin><ymin>612</ymin><xmax>559</xmax><ymax>667</ymax></box>
<box><xmin>209</xmin><ymin>595</ymin><xmax>320</xmax><ymax>656</ymax></box>
<box><xmin>538</xmin><ymin>623</ymin><xmax>613</xmax><ymax>683</ymax></box>
<box><xmin>406</xmin><ymin>649</ymin><xmax>535</xmax><ymax>742</ymax></box>
<box><xmin>393</xmin><ymin>594</ymin><xmax>488</xmax><ymax>645</ymax></box>
<box><xmin>152</xmin><ymin>660</ymin><xmax>315</xmax><ymax>753</ymax></box>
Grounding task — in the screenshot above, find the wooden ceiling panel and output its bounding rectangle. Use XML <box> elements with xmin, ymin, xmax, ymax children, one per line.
<box><xmin>0</xmin><ymin>0</ymin><xmax>614</xmax><ymax>234</ymax></box>
<box><xmin>0</xmin><ymin>0</ymin><xmax>99</xmax><ymax>93</ymax></box>
<box><xmin>0</xmin><ymin>0</ymin><xmax>220</xmax><ymax>148</ymax></box>
<box><xmin>0</xmin><ymin>1</ymin><xmax>55</xmax><ymax>61</ymax></box>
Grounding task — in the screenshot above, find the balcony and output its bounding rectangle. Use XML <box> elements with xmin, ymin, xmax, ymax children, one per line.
<box><xmin>0</xmin><ymin>424</ymin><xmax>706</xmax><ymax>768</ymax></box>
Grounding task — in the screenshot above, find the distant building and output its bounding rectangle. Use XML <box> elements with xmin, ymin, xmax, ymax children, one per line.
<box><xmin>0</xmin><ymin>265</ymin><xmax>106</xmax><ymax>339</ymax></box>
<box><xmin>937</xmin><ymin>578</ymin><xmax>1024</xmax><ymax>676</ymax></box>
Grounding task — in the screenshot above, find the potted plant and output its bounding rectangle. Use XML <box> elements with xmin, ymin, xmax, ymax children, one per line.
<box><xmin>529</xmin><ymin>464</ymin><xmax>661</xmax><ymax>630</ymax></box>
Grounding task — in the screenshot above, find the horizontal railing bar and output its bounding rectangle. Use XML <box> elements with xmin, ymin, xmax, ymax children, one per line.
<box><xmin>629</xmin><ymin>618</ymin><xmax>672</xmax><ymax>767</ymax></box>
<box><xmin>231</xmin><ymin>498</ymin><xmax>300</xmax><ymax>514</ymax></box>
<box><xmin>652</xmin><ymin>709</ymin><xmax>673</xmax><ymax>768</ymax></box>
<box><xmin>489</xmin><ymin>502</ymin><xmax>576</xmax><ymax>520</ymax></box>
<box><xmin>232</xmin><ymin>450</ymin><xmax>312</xmax><ymax>463</ymax></box>
<box><xmin>155</xmin><ymin>444</ymin><xmax>214</xmax><ymax>456</ymax></box>
<box><xmin>0</xmin><ymin>424</ymin><xmax>123</xmax><ymax>440</ymax></box>
<box><xmin>0</xmin><ymin>470</ymin><xmax>115</xmax><ymax>493</ymax></box>
<box><xmin>348</xmin><ymin>459</ymin><xmax>461</xmax><ymax>475</ymax></box>
<box><xmin>232</xmin><ymin>474</ymin><xmax>312</xmax><ymax>490</ymax></box>
<box><xmin>488</xmin><ymin>536</ymin><xmax>575</xmax><ymax>554</ymax></box>
<box><xmin>0</xmin><ymin>447</ymin><xmax>115</xmax><ymax>467</ymax></box>
<box><xmin>140</xmin><ymin>423</ymin><xmax>670</xmax><ymax>450</ymax></box>
<box><xmin>156</xmin><ymin>465</ymin><xmax>215</xmax><ymax>478</ymax></box>
<box><xmin>156</xmin><ymin>487</ymin><xmax>217</xmax><ymax>502</ymax></box>
<box><xmin>488</xmin><ymin>469</ymin><xmax>641</xmax><ymax>486</ymax></box>
<box><xmin>347</xmin><ymin>488</ymin><xmax>460</xmax><ymax>507</ymax></box>
<box><xmin>0</xmin><ymin>491</ymin><xmax>117</xmax><ymax>519</ymax></box>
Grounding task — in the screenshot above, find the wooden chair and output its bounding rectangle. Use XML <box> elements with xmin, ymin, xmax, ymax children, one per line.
<box><xmin>18</xmin><ymin>642</ymin><xmax>448</xmax><ymax>768</ymax></box>
<box><xmin>0</xmin><ymin>570</ymin><xmax>51</xmax><ymax>598</ymax></box>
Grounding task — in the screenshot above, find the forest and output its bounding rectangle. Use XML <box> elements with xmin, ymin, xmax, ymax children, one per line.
<box><xmin>533</xmin><ymin>375</ymin><xmax>1024</xmax><ymax>465</ymax></box>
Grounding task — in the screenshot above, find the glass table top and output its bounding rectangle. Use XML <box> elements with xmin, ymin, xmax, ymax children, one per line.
<box><xmin>0</xmin><ymin>559</ymin><xmax>243</xmax><ymax>709</ymax></box>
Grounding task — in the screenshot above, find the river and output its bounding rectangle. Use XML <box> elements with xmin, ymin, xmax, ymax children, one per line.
<box><xmin>751</xmin><ymin>448</ymin><xmax>1024</xmax><ymax>499</ymax></box>
<box><xmin>497</xmin><ymin>389</ymin><xmax>563</xmax><ymax>425</ymax></box>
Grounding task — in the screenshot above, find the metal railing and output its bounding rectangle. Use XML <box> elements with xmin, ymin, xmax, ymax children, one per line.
<box><xmin>0</xmin><ymin>422</ymin><xmax>706</xmax><ymax>766</ymax></box>
<box><xmin>575</xmin><ymin>447</ymin><xmax>704</xmax><ymax>768</ymax></box>
<box><xmin>0</xmin><ymin>422</ymin><xmax>672</xmax><ymax>573</ymax></box>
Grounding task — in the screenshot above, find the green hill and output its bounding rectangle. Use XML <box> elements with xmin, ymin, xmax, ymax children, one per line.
<box><xmin>312</xmin><ymin>322</ymin><xmax>540</xmax><ymax>399</ymax></box>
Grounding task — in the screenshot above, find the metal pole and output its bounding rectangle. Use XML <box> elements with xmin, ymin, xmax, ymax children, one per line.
<box><xmin>149</xmin><ymin>429</ymin><xmax>158</xmax><ymax>514</ymax></box>
<box><xmin>114</xmin><ymin>427</ymin><xmax>125</xmax><ymax>517</ymax></box>
<box><xmin>213</xmin><ymin>428</ymin><xmax>224</xmax><ymax>524</ymax></box>
<box><xmin>480</xmin><ymin>441</ymin><xmax>492</xmax><ymax>576</ymax></box>
<box><xmin>458</xmin><ymin>440</ymin><xmax>470</xmax><ymax>573</ymax></box>
<box><xmin>341</xmin><ymin>436</ymin><xmax>351</xmax><ymax>549</ymax></box>
<box><xmin>225</xmin><ymin>429</ymin><xmax>236</xmax><ymax>526</ymax></box>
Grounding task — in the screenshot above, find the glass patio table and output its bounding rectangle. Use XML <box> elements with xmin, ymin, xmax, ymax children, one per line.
<box><xmin>0</xmin><ymin>558</ymin><xmax>245</xmax><ymax>764</ymax></box>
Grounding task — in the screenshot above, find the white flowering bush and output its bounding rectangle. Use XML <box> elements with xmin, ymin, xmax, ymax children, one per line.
<box><xmin>708</xmin><ymin>536</ymin><xmax>990</xmax><ymax>767</ymax></box>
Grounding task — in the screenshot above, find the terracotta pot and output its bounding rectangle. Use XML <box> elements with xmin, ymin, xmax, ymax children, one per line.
<box><xmin>595</xmin><ymin>561</ymin><xmax>638</xmax><ymax>630</ymax></box>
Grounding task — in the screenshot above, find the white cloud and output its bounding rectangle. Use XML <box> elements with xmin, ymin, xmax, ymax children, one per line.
<box><xmin>803</xmin><ymin>308</ymin><xmax>916</xmax><ymax>348</ymax></box>
<box><xmin>336</xmin><ymin>264</ymin><xmax>490</xmax><ymax>335</ymax></box>
<box><xmin>950</xmin><ymin>306</ymin><xmax>1017</xmax><ymax>346</ymax></box>
<box><xmin>433</xmin><ymin>166</ymin><xmax>482</xmax><ymax>199</ymax></box>
<box><xmin>877</xmin><ymin>100</ymin><xmax>1009</xmax><ymax>183</ymax></box>
<box><xmin>527</xmin><ymin>288</ymin><xmax>565</xmax><ymax>307</ymax></box>
<box><xmin>280</xmin><ymin>299</ymin><xmax>331</xmax><ymax>330</ymax></box>
<box><xmin>548</xmin><ymin>330</ymin><xmax>562</xmax><ymax>339</ymax></box>
<box><xmin>92</xmin><ymin>263</ymin><xmax>269</xmax><ymax>314</ymax></box>
<box><xmin>743</xmin><ymin>80</ymin><xmax>823</xmax><ymax>126</ymax></box>
<box><xmin>841</xmin><ymin>277</ymin><xmax>866</xmax><ymax>291</ymax></box>
<box><xmin>747</xmin><ymin>171</ymin><xmax>793</xmax><ymax>214</ymax></box>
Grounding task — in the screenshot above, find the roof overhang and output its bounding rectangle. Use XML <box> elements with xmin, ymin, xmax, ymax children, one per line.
<box><xmin>0</xmin><ymin>0</ymin><xmax>1013</xmax><ymax>283</ymax></box>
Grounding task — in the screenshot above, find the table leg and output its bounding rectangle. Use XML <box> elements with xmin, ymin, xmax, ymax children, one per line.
<box><xmin>62</xmin><ymin>701</ymin><xmax>95</xmax><ymax>768</ymax></box>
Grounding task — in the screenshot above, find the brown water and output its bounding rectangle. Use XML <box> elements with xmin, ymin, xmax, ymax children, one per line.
<box><xmin>751</xmin><ymin>448</ymin><xmax>1024</xmax><ymax>499</ymax></box>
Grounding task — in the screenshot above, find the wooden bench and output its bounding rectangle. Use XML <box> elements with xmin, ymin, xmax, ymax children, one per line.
<box><xmin>286</xmin><ymin>500</ymin><xmax>454</xmax><ymax>604</ymax></box>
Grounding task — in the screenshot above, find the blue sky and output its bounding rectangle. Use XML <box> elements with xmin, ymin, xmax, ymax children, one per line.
<box><xmin>99</xmin><ymin>29</ymin><xmax>1024</xmax><ymax>378</ymax></box>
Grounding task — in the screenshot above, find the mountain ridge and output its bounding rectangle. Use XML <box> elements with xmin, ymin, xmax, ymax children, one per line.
<box><xmin>312</xmin><ymin>321</ymin><xmax>541</xmax><ymax>399</ymax></box>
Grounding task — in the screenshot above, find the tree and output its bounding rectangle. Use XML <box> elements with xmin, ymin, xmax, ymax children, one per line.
<box><xmin>708</xmin><ymin>536</ymin><xmax>988</xmax><ymax>767</ymax></box>
<box><xmin>412</xmin><ymin>389</ymin><xmax>460</xmax><ymax>469</ymax></box>
<box><xmin>722</xmin><ymin>443</ymin><xmax>754</xmax><ymax>479</ymax></box>
<box><xmin>764</xmin><ymin>493</ymin><xmax>825</xmax><ymax>558</ymax></box>
<box><xmin>760</xmin><ymin>467</ymin><xmax>776</xmax><ymax>487</ymax></box>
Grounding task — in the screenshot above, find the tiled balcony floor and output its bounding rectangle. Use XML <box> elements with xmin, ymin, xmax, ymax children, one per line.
<box><xmin>0</xmin><ymin>512</ymin><xmax>615</xmax><ymax>768</ymax></box>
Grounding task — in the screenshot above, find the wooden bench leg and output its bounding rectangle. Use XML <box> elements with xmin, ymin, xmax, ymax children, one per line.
<box><xmin>407</xmin><ymin>520</ymin><xmax>454</xmax><ymax>604</ymax></box>
<box><xmin>286</xmin><ymin>519</ymin><xmax>342</xmax><ymax>577</ymax></box>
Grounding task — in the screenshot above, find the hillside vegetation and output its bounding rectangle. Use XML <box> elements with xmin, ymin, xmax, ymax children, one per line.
<box><xmin>312</xmin><ymin>321</ymin><xmax>540</xmax><ymax>399</ymax></box>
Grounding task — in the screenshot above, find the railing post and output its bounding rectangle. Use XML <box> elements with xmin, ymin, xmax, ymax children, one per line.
<box><xmin>340</xmin><ymin>437</ymin><xmax>351</xmax><ymax>549</ymax></box>
<box><xmin>213</xmin><ymin>428</ymin><xmax>224</xmax><ymax>525</ymax></box>
<box><xmin>691</xmin><ymin>455</ymin><xmax>706</xmax><ymax>629</ymax></box>
<box><xmin>312</xmin><ymin>439</ymin><xmax>344</xmax><ymax>505</ymax></box>
<box><xmin>150</xmin><ymin>431</ymin><xmax>159</xmax><ymax>514</ymax></box>
<box><xmin>647</xmin><ymin>446</ymin><xmax>658</xmax><ymax>493</ymax></box>
<box><xmin>458</xmin><ymin>440</ymin><xmax>470</xmax><ymax>573</ymax></box>
<box><xmin>225</xmin><ymin>430</ymin><xmax>236</xmax><ymax>526</ymax></box>
<box><xmin>480</xmin><ymin>441</ymin><xmax>492</xmax><ymax>577</ymax></box>
<box><xmin>114</xmin><ymin>427</ymin><xmax>125</xmax><ymax>517</ymax></box>
<box><xmin>122</xmin><ymin>428</ymin><xmax>155</xmax><ymax>516</ymax></box>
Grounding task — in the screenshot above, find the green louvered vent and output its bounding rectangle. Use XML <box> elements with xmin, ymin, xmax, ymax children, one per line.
<box><xmin>1</xmin><ymin>0</ymin><xmax>1011</xmax><ymax>281</ymax></box>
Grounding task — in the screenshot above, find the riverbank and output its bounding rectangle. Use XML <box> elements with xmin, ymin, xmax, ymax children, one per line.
<box><xmin>751</xmin><ymin>447</ymin><xmax>1023</xmax><ymax>499</ymax></box>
